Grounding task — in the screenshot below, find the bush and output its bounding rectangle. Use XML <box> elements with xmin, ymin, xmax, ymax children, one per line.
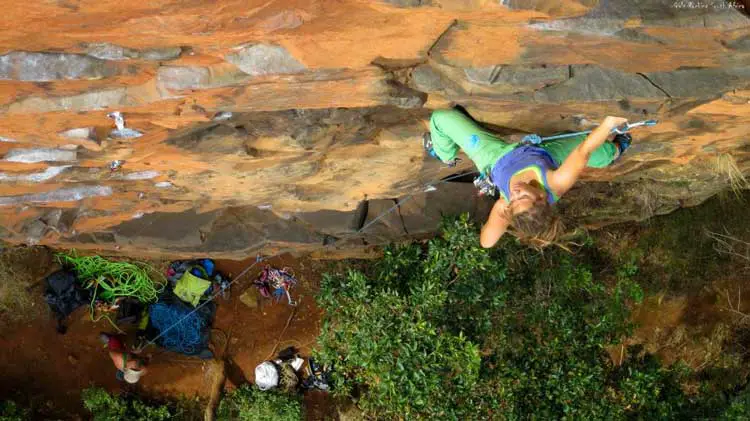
<box><xmin>316</xmin><ymin>214</ymin><xmax>749</xmax><ymax>420</ymax></box>
<box><xmin>0</xmin><ymin>401</ymin><xmax>28</xmax><ymax>421</ymax></box>
<box><xmin>720</xmin><ymin>386</ymin><xmax>750</xmax><ymax>420</ymax></box>
<box><xmin>81</xmin><ymin>388</ymin><xmax>170</xmax><ymax>421</ymax></box>
<box><xmin>317</xmin><ymin>216</ymin><xmax>493</xmax><ymax>419</ymax></box>
<box><xmin>217</xmin><ymin>385</ymin><xmax>303</xmax><ymax>421</ymax></box>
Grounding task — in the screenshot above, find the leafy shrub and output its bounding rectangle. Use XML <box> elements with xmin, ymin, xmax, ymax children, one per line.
<box><xmin>217</xmin><ymin>385</ymin><xmax>303</xmax><ymax>421</ymax></box>
<box><xmin>81</xmin><ymin>387</ymin><xmax>170</xmax><ymax>421</ymax></box>
<box><xmin>316</xmin><ymin>214</ymin><xmax>750</xmax><ymax>420</ymax></box>
<box><xmin>719</xmin><ymin>386</ymin><xmax>750</xmax><ymax>420</ymax></box>
<box><xmin>0</xmin><ymin>401</ymin><xmax>28</xmax><ymax>421</ymax></box>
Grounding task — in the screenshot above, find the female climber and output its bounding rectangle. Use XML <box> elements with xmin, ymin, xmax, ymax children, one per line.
<box><xmin>424</xmin><ymin>108</ymin><xmax>631</xmax><ymax>248</ymax></box>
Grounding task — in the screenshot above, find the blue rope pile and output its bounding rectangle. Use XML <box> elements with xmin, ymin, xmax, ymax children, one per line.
<box><xmin>149</xmin><ymin>302</ymin><xmax>207</xmax><ymax>355</ymax></box>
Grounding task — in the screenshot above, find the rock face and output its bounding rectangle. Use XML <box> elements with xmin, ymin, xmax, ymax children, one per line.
<box><xmin>0</xmin><ymin>0</ymin><xmax>748</xmax><ymax>258</ymax></box>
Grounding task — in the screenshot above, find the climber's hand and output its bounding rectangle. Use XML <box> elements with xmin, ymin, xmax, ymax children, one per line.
<box><xmin>601</xmin><ymin>116</ymin><xmax>628</xmax><ymax>131</ymax></box>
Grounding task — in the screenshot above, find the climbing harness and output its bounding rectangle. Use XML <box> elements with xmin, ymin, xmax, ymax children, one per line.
<box><xmin>473</xmin><ymin>173</ymin><xmax>497</xmax><ymax>197</ymax></box>
<box><xmin>521</xmin><ymin>119</ymin><xmax>658</xmax><ymax>145</ymax></box>
<box><xmin>254</xmin><ymin>265</ymin><xmax>298</xmax><ymax>306</ymax></box>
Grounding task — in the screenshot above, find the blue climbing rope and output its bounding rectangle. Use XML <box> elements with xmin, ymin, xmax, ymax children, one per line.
<box><xmin>149</xmin><ymin>302</ymin><xmax>207</xmax><ymax>355</ymax></box>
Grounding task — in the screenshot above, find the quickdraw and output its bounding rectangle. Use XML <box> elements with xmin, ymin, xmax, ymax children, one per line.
<box><xmin>521</xmin><ymin>119</ymin><xmax>658</xmax><ymax>145</ymax></box>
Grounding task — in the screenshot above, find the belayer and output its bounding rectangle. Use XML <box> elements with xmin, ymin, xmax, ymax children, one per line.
<box><xmin>424</xmin><ymin>108</ymin><xmax>633</xmax><ymax>248</ymax></box>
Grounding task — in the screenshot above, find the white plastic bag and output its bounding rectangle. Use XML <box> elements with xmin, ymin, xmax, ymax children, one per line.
<box><xmin>255</xmin><ymin>361</ymin><xmax>279</xmax><ymax>391</ymax></box>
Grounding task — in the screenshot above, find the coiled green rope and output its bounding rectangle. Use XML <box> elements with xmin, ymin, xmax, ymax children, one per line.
<box><xmin>56</xmin><ymin>253</ymin><xmax>165</xmax><ymax>304</ymax></box>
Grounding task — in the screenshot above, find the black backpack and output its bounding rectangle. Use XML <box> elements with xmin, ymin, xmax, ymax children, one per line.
<box><xmin>44</xmin><ymin>270</ymin><xmax>90</xmax><ymax>334</ymax></box>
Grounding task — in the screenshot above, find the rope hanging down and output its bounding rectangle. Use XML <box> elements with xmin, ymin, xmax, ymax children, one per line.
<box><xmin>141</xmin><ymin>170</ymin><xmax>474</xmax><ymax>349</ymax></box>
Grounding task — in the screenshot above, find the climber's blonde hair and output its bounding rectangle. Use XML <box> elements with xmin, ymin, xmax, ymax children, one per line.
<box><xmin>508</xmin><ymin>202</ymin><xmax>565</xmax><ymax>249</ymax></box>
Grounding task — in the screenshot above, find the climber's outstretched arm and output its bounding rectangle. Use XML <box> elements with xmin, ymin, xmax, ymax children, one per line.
<box><xmin>548</xmin><ymin>116</ymin><xmax>628</xmax><ymax>197</ymax></box>
<box><xmin>480</xmin><ymin>199</ymin><xmax>510</xmax><ymax>248</ymax></box>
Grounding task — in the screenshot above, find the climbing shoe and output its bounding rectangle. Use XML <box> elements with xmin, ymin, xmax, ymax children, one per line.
<box><xmin>422</xmin><ymin>132</ymin><xmax>437</xmax><ymax>158</ymax></box>
<box><xmin>613</xmin><ymin>133</ymin><xmax>632</xmax><ymax>161</ymax></box>
<box><xmin>423</xmin><ymin>132</ymin><xmax>458</xmax><ymax>167</ymax></box>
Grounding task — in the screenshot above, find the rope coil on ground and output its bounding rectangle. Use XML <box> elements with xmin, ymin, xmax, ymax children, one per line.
<box><xmin>149</xmin><ymin>302</ymin><xmax>207</xmax><ymax>355</ymax></box>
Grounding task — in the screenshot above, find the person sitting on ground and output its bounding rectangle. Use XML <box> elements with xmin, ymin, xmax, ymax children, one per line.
<box><xmin>424</xmin><ymin>108</ymin><xmax>631</xmax><ymax>248</ymax></box>
<box><xmin>99</xmin><ymin>333</ymin><xmax>148</xmax><ymax>384</ymax></box>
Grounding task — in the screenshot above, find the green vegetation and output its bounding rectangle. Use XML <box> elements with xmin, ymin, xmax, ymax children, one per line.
<box><xmin>76</xmin><ymin>386</ymin><xmax>303</xmax><ymax>421</ymax></box>
<box><xmin>82</xmin><ymin>388</ymin><xmax>171</xmax><ymax>421</ymax></box>
<box><xmin>217</xmin><ymin>385</ymin><xmax>303</xmax><ymax>421</ymax></box>
<box><xmin>316</xmin><ymin>214</ymin><xmax>750</xmax><ymax>420</ymax></box>
<box><xmin>0</xmin><ymin>401</ymin><xmax>28</xmax><ymax>421</ymax></box>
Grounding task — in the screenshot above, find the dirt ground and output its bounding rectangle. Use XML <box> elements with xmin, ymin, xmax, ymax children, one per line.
<box><xmin>0</xmin><ymin>251</ymin><xmax>331</xmax><ymax>419</ymax></box>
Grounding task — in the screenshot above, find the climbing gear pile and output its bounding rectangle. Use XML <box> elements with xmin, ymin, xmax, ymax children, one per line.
<box><xmin>168</xmin><ymin>259</ymin><xmax>229</xmax><ymax>303</ymax></box>
<box><xmin>254</xmin><ymin>265</ymin><xmax>298</xmax><ymax>306</ymax></box>
<box><xmin>302</xmin><ymin>358</ymin><xmax>332</xmax><ymax>391</ymax></box>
